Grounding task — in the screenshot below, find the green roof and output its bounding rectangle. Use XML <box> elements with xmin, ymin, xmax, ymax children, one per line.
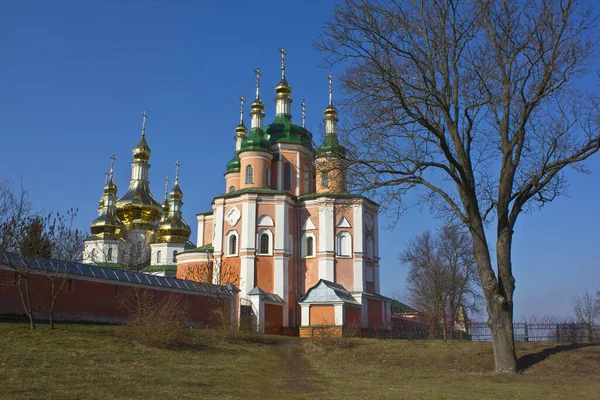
<box><xmin>180</xmin><ymin>244</ymin><xmax>214</xmax><ymax>254</ymax></box>
<box><xmin>317</xmin><ymin>133</ymin><xmax>347</xmax><ymax>158</ymax></box>
<box><xmin>240</xmin><ymin>127</ymin><xmax>270</xmax><ymax>152</ymax></box>
<box><xmin>217</xmin><ymin>187</ymin><xmax>286</xmax><ymax>198</ymax></box>
<box><xmin>264</xmin><ymin>115</ymin><xmax>312</xmax><ymax>149</ymax></box>
<box><xmin>391</xmin><ymin>299</ymin><xmax>419</xmax><ymax>314</ymax></box>
<box><xmin>226</xmin><ymin>152</ymin><xmax>241</xmax><ymax>173</ymax></box>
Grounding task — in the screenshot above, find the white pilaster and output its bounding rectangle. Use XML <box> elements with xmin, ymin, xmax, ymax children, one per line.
<box><xmin>295</xmin><ymin>152</ymin><xmax>300</xmax><ymax>196</ymax></box>
<box><xmin>318</xmin><ymin>202</ymin><xmax>335</xmax><ymax>281</ymax></box>
<box><xmin>248</xmin><ymin>292</ymin><xmax>264</xmax><ymax>334</ymax></box>
<box><xmin>300</xmin><ymin>304</ymin><xmax>310</xmax><ymax>326</ymax></box>
<box><xmin>273</xmin><ymin>256</ymin><xmax>289</xmax><ymax>326</ymax></box>
<box><xmin>353</xmin><ymin>204</ymin><xmax>365</xmax><ymax>292</ymax></box>
<box><xmin>213</xmin><ymin>205</ymin><xmax>224</xmax><ymax>253</ymax></box>
<box><xmin>196</xmin><ymin>215</ymin><xmax>205</xmax><ymax>247</ymax></box>
<box><xmin>334</xmin><ymin>304</ymin><xmax>344</xmax><ymax>326</ymax></box>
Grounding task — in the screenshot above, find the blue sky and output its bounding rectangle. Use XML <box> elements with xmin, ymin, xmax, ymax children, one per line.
<box><xmin>1</xmin><ymin>1</ymin><xmax>598</xmax><ymax>319</ymax></box>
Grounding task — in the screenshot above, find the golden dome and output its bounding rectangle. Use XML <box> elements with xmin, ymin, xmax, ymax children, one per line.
<box><xmin>133</xmin><ymin>136</ymin><xmax>151</xmax><ymax>161</ymax></box>
<box><xmin>156</xmin><ymin>182</ymin><xmax>191</xmax><ymax>243</ymax></box>
<box><xmin>90</xmin><ymin>178</ymin><xmax>123</xmax><ymax>240</ymax></box>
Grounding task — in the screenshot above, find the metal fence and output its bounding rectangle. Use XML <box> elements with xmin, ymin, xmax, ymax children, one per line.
<box><xmin>469</xmin><ymin>322</ymin><xmax>600</xmax><ymax>343</ymax></box>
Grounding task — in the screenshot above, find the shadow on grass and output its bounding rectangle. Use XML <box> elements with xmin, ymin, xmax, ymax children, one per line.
<box><xmin>518</xmin><ymin>343</ymin><xmax>600</xmax><ymax>371</ymax></box>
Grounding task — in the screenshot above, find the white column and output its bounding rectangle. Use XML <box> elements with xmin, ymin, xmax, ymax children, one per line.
<box><xmin>295</xmin><ymin>152</ymin><xmax>300</xmax><ymax>196</ymax></box>
<box><xmin>353</xmin><ymin>205</ymin><xmax>364</xmax><ymax>292</ymax></box>
<box><xmin>240</xmin><ymin>197</ymin><xmax>257</xmax><ymax>300</ymax></box>
<box><xmin>196</xmin><ymin>216</ymin><xmax>205</xmax><ymax>247</ymax></box>
<box><xmin>248</xmin><ymin>292</ymin><xmax>264</xmax><ymax>334</ymax></box>
<box><xmin>300</xmin><ymin>304</ymin><xmax>310</xmax><ymax>326</ymax></box>
<box><xmin>273</xmin><ymin>256</ymin><xmax>289</xmax><ymax>326</ymax></box>
<box><xmin>213</xmin><ymin>205</ymin><xmax>224</xmax><ymax>253</ymax></box>
<box><xmin>334</xmin><ymin>304</ymin><xmax>344</xmax><ymax>326</ymax></box>
<box><xmin>318</xmin><ymin>202</ymin><xmax>335</xmax><ymax>281</ymax></box>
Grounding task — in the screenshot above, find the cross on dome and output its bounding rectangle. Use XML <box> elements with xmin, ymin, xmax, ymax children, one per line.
<box><xmin>141</xmin><ymin>110</ymin><xmax>149</xmax><ymax>137</ymax></box>
<box><xmin>109</xmin><ymin>154</ymin><xmax>116</xmax><ymax>178</ymax></box>
<box><xmin>280</xmin><ymin>46</ymin><xmax>286</xmax><ymax>79</ymax></box>
<box><xmin>328</xmin><ymin>73</ymin><xmax>334</xmax><ymax>105</ymax></box>
<box><xmin>239</xmin><ymin>95</ymin><xmax>245</xmax><ymax>124</ymax></box>
<box><xmin>254</xmin><ymin>67</ymin><xmax>262</xmax><ymax>99</ymax></box>
<box><xmin>164</xmin><ymin>176</ymin><xmax>170</xmax><ymax>198</ymax></box>
<box><xmin>301</xmin><ymin>99</ymin><xmax>307</xmax><ymax>128</ymax></box>
<box><xmin>175</xmin><ymin>160</ymin><xmax>180</xmax><ymax>183</ymax></box>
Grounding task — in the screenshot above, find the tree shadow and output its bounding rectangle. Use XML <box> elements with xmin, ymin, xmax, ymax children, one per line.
<box><xmin>518</xmin><ymin>343</ymin><xmax>600</xmax><ymax>371</ymax></box>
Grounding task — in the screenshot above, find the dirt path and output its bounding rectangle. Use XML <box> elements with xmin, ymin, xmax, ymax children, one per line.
<box><xmin>275</xmin><ymin>339</ymin><xmax>322</xmax><ymax>396</ymax></box>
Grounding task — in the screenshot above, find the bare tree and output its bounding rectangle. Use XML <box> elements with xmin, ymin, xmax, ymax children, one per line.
<box><xmin>401</xmin><ymin>225</ymin><xmax>480</xmax><ymax>339</ymax></box>
<box><xmin>572</xmin><ymin>289</ymin><xmax>599</xmax><ymax>342</ymax></box>
<box><xmin>317</xmin><ymin>0</ymin><xmax>600</xmax><ymax>372</ymax></box>
<box><xmin>0</xmin><ymin>181</ymin><xmax>84</xmax><ymax>329</ymax></box>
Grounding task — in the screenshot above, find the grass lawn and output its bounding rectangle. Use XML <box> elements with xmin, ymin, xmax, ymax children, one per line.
<box><xmin>1</xmin><ymin>322</ymin><xmax>599</xmax><ymax>399</ymax></box>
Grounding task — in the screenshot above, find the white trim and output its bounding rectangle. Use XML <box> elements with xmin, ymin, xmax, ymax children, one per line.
<box><xmin>225</xmin><ymin>230</ymin><xmax>239</xmax><ymax>257</ymax></box>
<box><xmin>300</xmin><ymin>304</ymin><xmax>310</xmax><ymax>326</ymax></box>
<box><xmin>296</xmin><ymin>152</ymin><xmax>300</xmax><ymax>196</ymax></box>
<box><xmin>274</xmin><ymin>202</ymin><xmax>287</xmax><ymax>253</ymax></box>
<box><xmin>302</xmin><ymin>217</ymin><xmax>316</xmax><ymax>231</ymax></box>
<box><xmin>336</xmin><ymin>231</ymin><xmax>352</xmax><ymax>257</ymax></box>
<box><xmin>334</xmin><ymin>304</ymin><xmax>344</xmax><ymax>326</ymax></box>
<box><xmin>336</xmin><ymin>216</ymin><xmax>352</xmax><ymax>228</ymax></box>
<box><xmin>257</xmin><ymin>228</ymin><xmax>273</xmax><ymax>256</ymax></box>
<box><xmin>257</xmin><ymin>214</ymin><xmax>275</xmax><ymax>227</ymax></box>
<box><xmin>301</xmin><ymin>232</ymin><xmax>317</xmax><ymax>259</ymax></box>
<box><xmin>196</xmin><ymin>215</ymin><xmax>205</xmax><ymax>247</ymax></box>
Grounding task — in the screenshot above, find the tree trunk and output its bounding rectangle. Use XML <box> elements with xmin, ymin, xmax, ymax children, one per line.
<box><xmin>468</xmin><ymin>221</ymin><xmax>517</xmax><ymax>373</ymax></box>
<box><xmin>50</xmin><ymin>298</ymin><xmax>55</xmax><ymax>330</ymax></box>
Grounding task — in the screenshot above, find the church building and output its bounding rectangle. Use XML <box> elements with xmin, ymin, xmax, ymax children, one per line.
<box><xmin>176</xmin><ymin>48</ymin><xmax>392</xmax><ymax>335</ymax></box>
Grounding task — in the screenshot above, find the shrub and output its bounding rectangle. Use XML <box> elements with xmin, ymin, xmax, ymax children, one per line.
<box><xmin>119</xmin><ymin>289</ymin><xmax>189</xmax><ymax>349</ymax></box>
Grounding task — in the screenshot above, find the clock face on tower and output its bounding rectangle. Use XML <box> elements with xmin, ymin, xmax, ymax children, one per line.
<box><xmin>365</xmin><ymin>213</ymin><xmax>374</xmax><ymax>231</ymax></box>
<box><xmin>226</xmin><ymin>207</ymin><xmax>241</xmax><ymax>226</ymax></box>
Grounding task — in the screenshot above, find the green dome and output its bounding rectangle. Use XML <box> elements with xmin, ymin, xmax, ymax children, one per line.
<box><xmin>263</xmin><ymin>115</ymin><xmax>313</xmax><ymax>149</ymax></box>
<box><xmin>240</xmin><ymin>128</ymin><xmax>271</xmax><ymax>152</ymax></box>
<box><xmin>226</xmin><ymin>153</ymin><xmax>241</xmax><ymax>173</ymax></box>
<box><xmin>317</xmin><ymin>133</ymin><xmax>347</xmax><ymax>158</ymax></box>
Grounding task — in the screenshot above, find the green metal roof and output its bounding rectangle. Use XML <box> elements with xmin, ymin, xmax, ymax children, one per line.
<box><xmin>240</xmin><ymin>127</ymin><xmax>271</xmax><ymax>152</ymax></box>
<box><xmin>180</xmin><ymin>244</ymin><xmax>214</xmax><ymax>254</ymax></box>
<box><xmin>391</xmin><ymin>299</ymin><xmax>420</xmax><ymax>314</ymax></box>
<box><xmin>317</xmin><ymin>133</ymin><xmax>347</xmax><ymax>158</ymax></box>
<box><xmin>226</xmin><ymin>152</ymin><xmax>241</xmax><ymax>173</ymax></box>
<box><xmin>263</xmin><ymin>115</ymin><xmax>313</xmax><ymax>149</ymax></box>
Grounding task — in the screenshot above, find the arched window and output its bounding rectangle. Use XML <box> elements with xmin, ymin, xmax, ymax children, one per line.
<box><xmin>284</xmin><ymin>162</ymin><xmax>292</xmax><ymax>190</ymax></box>
<box><xmin>228</xmin><ymin>186</ymin><xmax>235</xmax><ymax>193</ymax></box>
<box><xmin>321</xmin><ymin>171</ymin><xmax>329</xmax><ymax>189</ymax></box>
<box><xmin>172</xmin><ymin>250</ymin><xmax>177</xmax><ymax>263</ymax></box>
<box><xmin>229</xmin><ymin>234</ymin><xmax>237</xmax><ymax>255</ymax></box>
<box><xmin>301</xmin><ymin>232</ymin><xmax>316</xmax><ymax>258</ymax></box>
<box><xmin>259</xmin><ymin>233</ymin><xmax>270</xmax><ymax>255</ymax></box>
<box><xmin>245</xmin><ymin>165</ymin><xmax>254</xmax><ymax>184</ymax></box>
<box><xmin>336</xmin><ymin>232</ymin><xmax>352</xmax><ymax>257</ymax></box>
<box><xmin>156</xmin><ymin>250</ymin><xmax>162</xmax><ymax>263</ymax></box>
<box><xmin>306</xmin><ymin>236</ymin><xmax>314</xmax><ymax>257</ymax></box>
<box><xmin>107</xmin><ymin>248</ymin><xmax>113</xmax><ymax>262</ymax></box>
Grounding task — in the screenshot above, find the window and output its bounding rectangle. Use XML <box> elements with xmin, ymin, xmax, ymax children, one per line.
<box><xmin>228</xmin><ymin>185</ymin><xmax>235</xmax><ymax>193</ymax></box>
<box><xmin>306</xmin><ymin>236</ymin><xmax>314</xmax><ymax>257</ymax></box>
<box><xmin>259</xmin><ymin>233</ymin><xmax>270</xmax><ymax>255</ymax></box>
<box><xmin>301</xmin><ymin>232</ymin><xmax>316</xmax><ymax>258</ymax></box>
<box><xmin>107</xmin><ymin>248</ymin><xmax>113</xmax><ymax>262</ymax></box>
<box><xmin>284</xmin><ymin>162</ymin><xmax>292</xmax><ymax>190</ymax></box>
<box><xmin>321</xmin><ymin>171</ymin><xmax>329</xmax><ymax>189</ymax></box>
<box><xmin>336</xmin><ymin>232</ymin><xmax>352</xmax><ymax>257</ymax></box>
<box><xmin>229</xmin><ymin>235</ymin><xmax>237</xmax><ymax>255</ymax></box>
<box><xmin>156</xmin><ymin>250</ymin><xmax>162</xmax><ymax>263</ymax></box>
<box><xmin>172</xmin><ymin>250</ymin><xmax>177</xmax><ymax>263</ymax></box>
<box><xmin>245</xmin><ymin>165</ymin><xmax>254</xmax><ymax>184</ymax></box>
<box><xmin>225</xmin><ymin>231</ymin><xmax>239</xmax><ymax>256</ymax></box>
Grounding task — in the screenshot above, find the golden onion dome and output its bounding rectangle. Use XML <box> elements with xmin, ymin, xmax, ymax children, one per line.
<box><xmin>275</xmin><ymin>77</ymin><xmax>292</xmax><ymax>95</ymax></box>
<box><xmin>156</xmin><ymin>182</ymin><xmax>191</xmax><ymax>243</ymax></box>
<box><xmin>90</xmin><ymin>178</ymin><xmax>123</xmax><ymax>240</ymax></box>
<box><xmin>132</xmin><ymin>136</ymin><xmax>151</xmax><ymax>161</ymax></box>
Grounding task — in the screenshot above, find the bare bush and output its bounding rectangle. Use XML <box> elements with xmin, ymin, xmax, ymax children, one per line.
<box><xmin>118</xmin><ymin>288</ymin><xmax>189</xmax><ymax>349</ymax></box>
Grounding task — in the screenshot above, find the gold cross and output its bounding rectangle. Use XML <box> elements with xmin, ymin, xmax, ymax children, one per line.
<box><xmin>239</xmin><ymin>95</ymin><xmax>245</xmax><ymax>123</ymax></box>
<box><xmin>175</xmin><ymin>160</ymin><xmax>180</xmax><ymax>183</ymax></box>
<box><xmin>301</xmin><ymin>99</ymin><xmax>307</xmax><ymax>128</ymax></box>
<box><xmin>254</xmin><ymin>67</ymin><xmax>262</xmax><ymax>98</ymax></box>
<box><xmin>141</xmin><ymin>110</ymin><xmax>149</xmax><ymax>136</ymax></box>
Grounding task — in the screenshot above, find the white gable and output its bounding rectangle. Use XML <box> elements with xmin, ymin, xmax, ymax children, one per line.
<box><xmin>257</xmin><ymin>214</ymin><xmax>274</xmax><ymax>227</ymax></box>
<box><xmin>302</xmin><ymin>217</ymin><xmax>316</xmax><ymax>230</ymax></box>
<box><xmin>336</xmin><ymin>216</ymin><xmax>351</xmax><ymax>228</ymax></box>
